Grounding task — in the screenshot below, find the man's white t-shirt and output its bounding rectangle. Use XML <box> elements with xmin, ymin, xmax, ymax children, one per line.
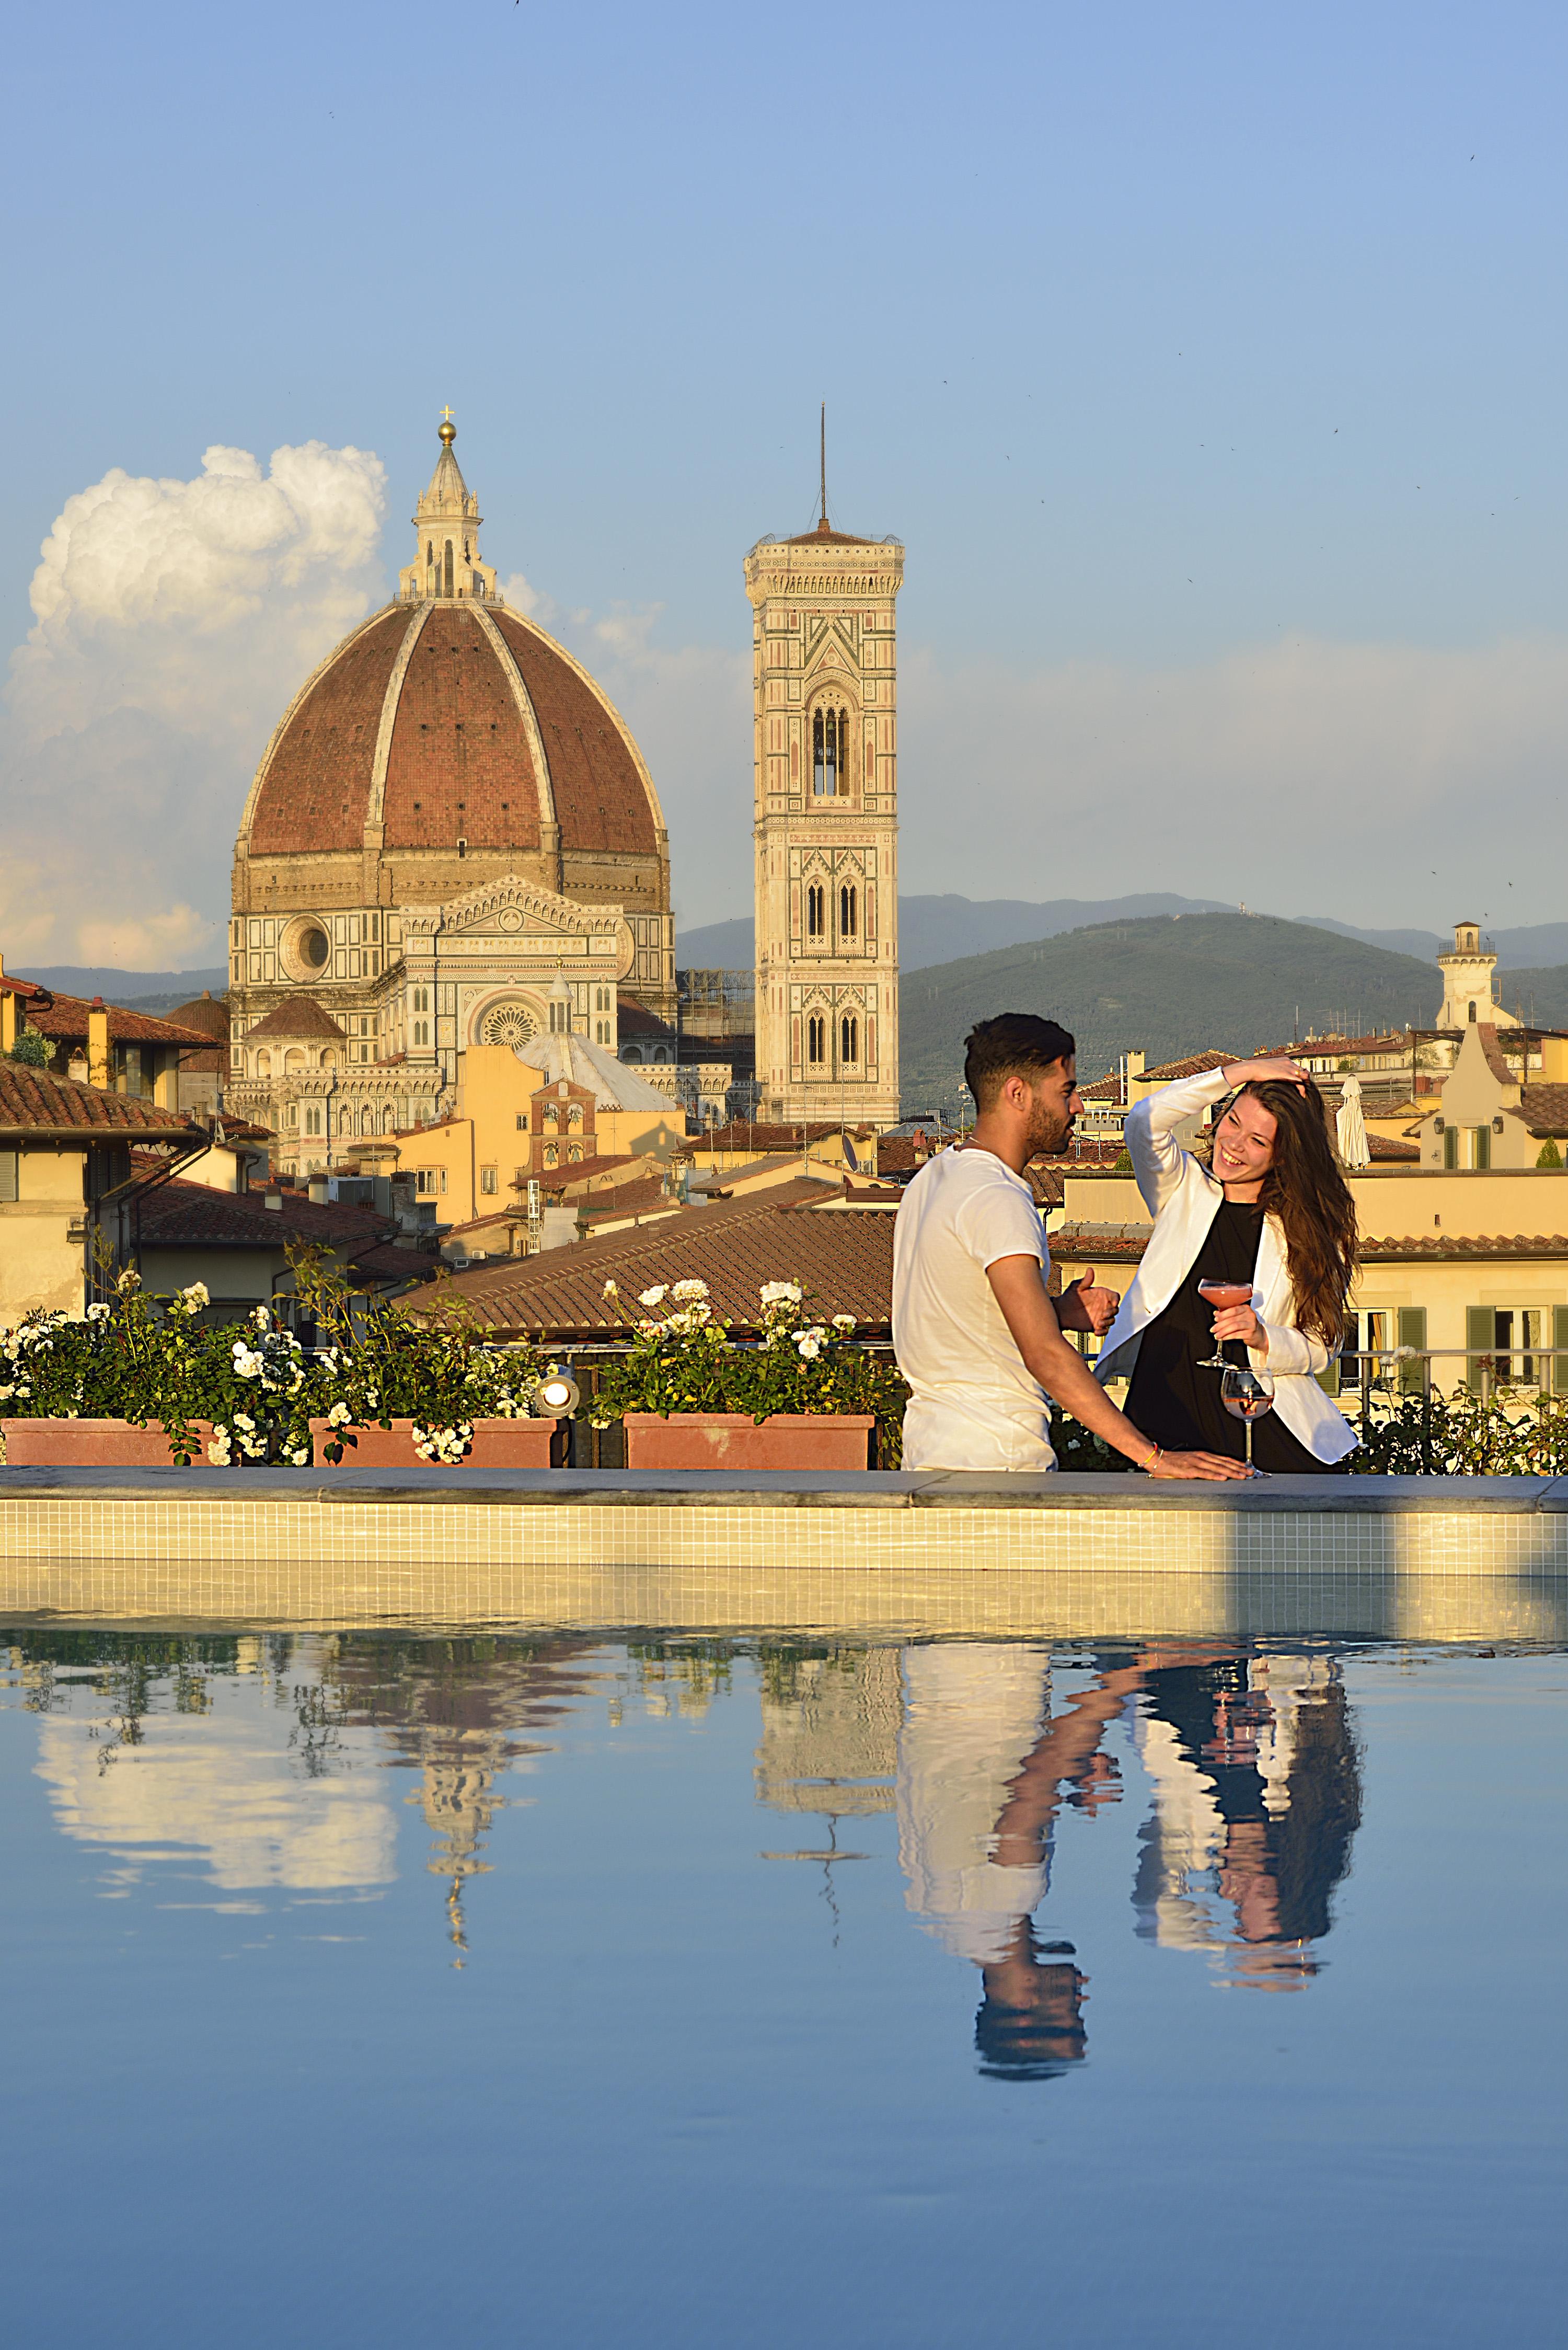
<box><xmin>892</xmin><ymin>1145</ymin><xmax>1056</xmax><ymax>1472</ymax></box>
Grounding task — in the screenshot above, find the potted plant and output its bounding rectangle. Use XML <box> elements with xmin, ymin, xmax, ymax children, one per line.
<box><xmin>296</xmin><ymin>1252</ymin><xmax>556</xmax><ymax>1468</ymax></box>
<box><xmin>592</xmin><ymin>1279</ymin><xmax>906</xmax><ymax>1470</ymax></box>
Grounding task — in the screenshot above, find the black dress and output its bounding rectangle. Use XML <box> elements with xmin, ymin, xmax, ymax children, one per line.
<box><xmin>1124</xmin><ymin>1200</ymin><xmax>1339</xmax><ymax>1474</ymax></box>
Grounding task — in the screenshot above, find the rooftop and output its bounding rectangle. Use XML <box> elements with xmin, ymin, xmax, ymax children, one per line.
<box><xmin>421</xmin><ymin>1194</ymin><xmax>897</xmax><ymax>1337</ymax></box>
<box><xmin>244</xmin><ymin>994</ymin><xmax>349</xmax><ymax>1043</ymax></box>
<box><xmin>19</xmin><ymin>990</ymin><xmax>216</xmax><ymax>1049</ymax></box>
<box><xmin>135</xmin><ymin>1178</ymin><xmax>396</xmax><ymax>1257</ymax></box>
<box><xmin>0</xmin><ymin>1064</ymin><xmax>205</xmax><ymax>1142</ymax></box>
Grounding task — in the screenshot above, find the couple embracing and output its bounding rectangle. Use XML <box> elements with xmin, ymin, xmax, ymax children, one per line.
<box><xmin>892</xmin><ymin>1014</ymin><xmax>1359</xmax><ymax>1478</ymax></box>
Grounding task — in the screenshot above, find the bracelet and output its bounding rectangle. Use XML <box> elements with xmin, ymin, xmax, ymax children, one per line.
<box><xmin>1139</xmin><ymin>1442</ymin><xmax>1162</xmax><ymax>1473</ymax></box>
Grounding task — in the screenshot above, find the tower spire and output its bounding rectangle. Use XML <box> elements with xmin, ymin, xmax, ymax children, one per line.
<box><xmin>819</xmin><ymin>402</ymin><xmax>828</xmax><ymax>530</ymax></box>
<box><xmin>398</xmin><ymin>413</ymin><xmax>497</xmax><ymax>604</ymax></box>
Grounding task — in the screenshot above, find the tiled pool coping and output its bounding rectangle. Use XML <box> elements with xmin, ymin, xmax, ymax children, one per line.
<box><xmin>0</xmin><ymin>1471</ymin><xmax>1565</xmax><ymax>1647</ymax></box>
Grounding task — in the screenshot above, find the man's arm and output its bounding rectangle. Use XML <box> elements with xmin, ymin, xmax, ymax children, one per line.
<box><xmin>986</xmin><ymin>1254</ymin><xmax>1249</xmax><ymax>1480</ymax></box>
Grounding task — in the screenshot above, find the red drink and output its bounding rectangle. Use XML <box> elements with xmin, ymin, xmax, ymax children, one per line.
<box><xmin>1197</xmin><ymin>1279</ymin><xmax>1252</xmax><ymax>1309</ymax></box>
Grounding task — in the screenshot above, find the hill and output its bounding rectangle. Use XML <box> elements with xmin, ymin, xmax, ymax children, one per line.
<box><xmin>677</xmin><ymin>890</ymin><xmax>1233</xmax><ymax>973</ymax></box>
<box><xmin>1492</xmin><ymin>965</ymin><xmax>1568</xmax><ymax>1028</ymax></box>
<box><xmin>1297</xmin><ymin>916</ymin><xmax>1568</xmax><ymax>969</ymax></box>
<box><xmin>897</xmin><ymin>912</ymin><xmax>1443</xmax><ymax>1116</ymax></box>
<box><xmin>13</xmin><ymin>964</ymin><xmax>227</xmax><ymax>1012</ymax></box>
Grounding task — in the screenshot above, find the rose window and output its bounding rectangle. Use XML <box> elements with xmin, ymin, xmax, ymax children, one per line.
<box><xmin>481</xmin><ymin>1002</ymin><xmax>538</xmax><ymax>1048</ymax></box>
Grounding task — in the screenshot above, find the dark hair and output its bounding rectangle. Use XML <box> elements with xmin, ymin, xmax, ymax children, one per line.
<box><xmin>1212</xmin><ymin>1079</ymin><xmax>1358</xmax><ymax>1349</ymax></box>
<box><xmin>964</xmin><ymin>1014</ymin><xmax>1076</xmax><ymax>1111</ymax></box>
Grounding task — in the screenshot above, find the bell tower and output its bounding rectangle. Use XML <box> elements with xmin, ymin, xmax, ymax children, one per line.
<box><xmin>745</xmin><ymin>430</ymin><xmax>904</xmax><ymax>1127</ymax></box>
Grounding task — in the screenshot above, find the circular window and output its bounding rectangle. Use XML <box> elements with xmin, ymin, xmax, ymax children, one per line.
<box><xmin>480</xmin><ymin>1001</ymin><xmax>538</xmax><ymax>1049</ymax></box>
<box><xmin>299</xmin><ymin>926</ymin><xmax>329</xmax><ymax>969</ymax></box>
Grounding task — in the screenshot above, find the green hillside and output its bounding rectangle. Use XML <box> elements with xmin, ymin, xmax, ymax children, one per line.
<box><xmin>897</xmin><ymin>912</ymin><xmax>1442</xmax><ymax>1116</ymax></box>
<box><xmin>1491</xmin><ymin>965</ymin><xmax>1568</xmax><ymax>1028</ymax></box>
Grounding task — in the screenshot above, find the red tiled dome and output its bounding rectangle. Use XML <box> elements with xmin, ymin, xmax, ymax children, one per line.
<box><xmin>244</xmin><ymin>602</ymin><xmax>660</xmax><ymax>861</ymax></box>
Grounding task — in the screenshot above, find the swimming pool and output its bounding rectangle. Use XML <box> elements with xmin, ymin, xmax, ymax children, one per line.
<box><xmin>2</xmin><ymin>1622</ymin><xmax>1562</xmax><ymax>2347</ymax></box>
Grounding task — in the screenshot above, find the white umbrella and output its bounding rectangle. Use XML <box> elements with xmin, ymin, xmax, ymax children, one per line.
<box><xmin>1336</xmin><ymin>1073</ymin><xmax>1370</xmax><ymax>1168</ymax></box>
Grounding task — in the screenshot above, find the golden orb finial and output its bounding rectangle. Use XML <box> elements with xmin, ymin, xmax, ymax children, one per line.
<box><xmin>439</xmin><ymin>405</ymin><xmax>456</xmax><ymax>443</ymax></box>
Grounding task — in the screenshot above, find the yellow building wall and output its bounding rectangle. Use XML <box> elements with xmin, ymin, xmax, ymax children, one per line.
<box><xmin>0</xmin><ymin>1147</ymin><xmax>89</xmax><ymax>1321</ymax></box>
<box><xmin>392</xmin><ymin>1047</ymin><xmax>690</xmax><ymax>1228</ymax></box>
<box><xmin>1060</xmin><ymin>1164</ymin><xmax>1568</xmax><ymax>1235</ymax></box>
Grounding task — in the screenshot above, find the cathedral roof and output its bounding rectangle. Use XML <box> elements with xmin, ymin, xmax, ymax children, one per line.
<box><xmin>238</xmin><ymin>422</ymin><xmax>665</xmax><ymax>868</ymax></box>
<box><xmin>781</xmin><ymin>517</ymin><xmax>877</xmax><ymax>547</ymax></box>
<box><xmin>522</xmin><ymin>1030</ymin><xmax>679</xmax><ymax>1114</ymax></box>
<box><xmin>244</xmin><ymin>994</ymin><xmax>348</xmax><ymax>1041</ymax></box>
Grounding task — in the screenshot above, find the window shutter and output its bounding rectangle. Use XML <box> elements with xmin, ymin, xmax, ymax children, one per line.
<box><xmin>1554</xmin><ymin>1305</ymin><xmax>1568</xmax><ymax>1397</ymax></box>
<box><xmin>1398</xmin><ymin>1306</ymin><xmax>1427</xmax><ymax>1394</ymax></box>
<box><xmin>1466</xmin><ymin>1305</ymin><xmax>1492</xmax><ymax>1395</ymax></box>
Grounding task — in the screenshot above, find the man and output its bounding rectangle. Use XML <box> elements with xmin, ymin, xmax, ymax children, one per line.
<box><xmin>892</xmin><ymin>1013</ymin><xmax>1246</xmax><ymax>1477</ymax></box>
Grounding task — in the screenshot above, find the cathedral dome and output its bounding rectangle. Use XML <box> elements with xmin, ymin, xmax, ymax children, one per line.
<box><xmin>238</xmin><ymin>420</ymin><xmax>664</xmax><ymax>869</ymax></box>
<box><xmin>242</xmin><ymin>598</ymin><xmax>660</xmax><ymax>862</ymax></box>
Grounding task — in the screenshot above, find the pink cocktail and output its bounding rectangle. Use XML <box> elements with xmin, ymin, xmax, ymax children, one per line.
<box><xmin>1196</xmin><ymin>1278</ymin><xmax>1253</xmax><ymax>1370</ymax></box>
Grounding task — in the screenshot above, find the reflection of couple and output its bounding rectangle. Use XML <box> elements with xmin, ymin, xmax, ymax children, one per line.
<box><xmin>896</xmin><ymin>1644</ymin><xmax>1361</xmax><ymax>2076</ymax></box>
<box><xmin>893</xmin><ymin>1014</ymin><xmax>1359</xmax><ymax>1475</ymax></box>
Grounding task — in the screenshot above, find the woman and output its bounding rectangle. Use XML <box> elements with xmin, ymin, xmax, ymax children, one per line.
<box><xmin>1093</xmin><ymin>1057</ymin><xmax>1358</xmax><ymax>1472</ymax></box>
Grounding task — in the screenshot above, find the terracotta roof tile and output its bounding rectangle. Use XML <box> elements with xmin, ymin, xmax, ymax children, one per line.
<box><xmin>1049</xmin><ymin>1222</ymin><xmax>1568</xmax><ymax>1265</ymax></box>
<box><xmin>249</xmin><ymin>606</ymin><xmax>411</xmax><ymax>856</ymax></box>
<box><xmin>1520</xmin><ymin>1084</ymin><xmax>1568</xmax><ymax>1137</ymax></box>
<box><xmin>0</xmin><ymin>1065</ymin><xmax>204</xmax><ymax>1140</ymax></box>
<box><xmin>423</xmin><ymin>1195</ymin><xmax>896</xmax><ymax>1337</ymax></box>
<box><xmin>1139</xmin><ymin>1049</ymin><xmax>1236</xmax><ymax>1083</ymax></box>
<box><xmin>491</xmin><ymin>609</ymin><xmax>657</xmax><ymax>856</ymax></box>
<box><xmin>135</xmin><ymin>1178</ymin><xmax>394</xmax><ymax>1252</ymax></box>
<box><xmin>244</xmin><ymin>994</ymin><xmax>348</xmax><ymax>1042</ymax></box>
<box><xmin>695</xmin><ymin>1120</ymin><xmax>841</xmax><ymax>1152</ymax></box>
<box><xmin>23</xmin><ymin>991</ymin><xmax>216</xmax><ymax>1048</ymax></box>
<box><xmin>382</xmin><ymin>605</ymin><xmax>544</xmax><ymax>853</ymax></box>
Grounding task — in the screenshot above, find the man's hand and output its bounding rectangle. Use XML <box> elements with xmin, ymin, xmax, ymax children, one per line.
<box><xmin>1148</xmin><ymin>1449</ymin><xmax>1253</xmax><ymax>1480</ymax></box>
<box><xmin>1058</xmin><ymin>1265</ymin><xmax>1120</xmax><ymax>1337</ymax></box>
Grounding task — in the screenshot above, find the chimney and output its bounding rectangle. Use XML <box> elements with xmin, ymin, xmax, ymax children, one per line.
<box><xmin>0</xmin><ymin>965</ymin><xmax>15</xmax><ymax>1055</ymax></box>
<box><xmin>263</xmin><ymin>1187</ymin><xmax>283</xmax><ymax>1211</ymax></box>
<box><xmin>88</xmin><ymin>1001</ymin><xmax>111</xmax><ymax>1090</ymax></box>
<box><xmin>307</xmin><ymin>1175</ymin><xmax>329</xmax><ymax>1205</ymax></box>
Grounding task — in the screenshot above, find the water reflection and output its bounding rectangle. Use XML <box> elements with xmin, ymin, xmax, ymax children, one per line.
<box><xmin>4</xmin><ymin>1627</ymin><xmax>1366</xmax><ymax>2018</ymax></box>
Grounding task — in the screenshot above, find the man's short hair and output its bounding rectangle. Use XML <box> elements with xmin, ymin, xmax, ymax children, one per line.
<box><xmin>964</xmin><ymin>1014</ymin><xmax>1077</xmax><ymax>1110</ymax></box>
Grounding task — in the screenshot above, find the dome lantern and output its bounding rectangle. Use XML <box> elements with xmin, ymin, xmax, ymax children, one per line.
<box><xmin>398</xmin><ymin>412</ymin><xmax>498</xmax><ymax>604</ymax></box>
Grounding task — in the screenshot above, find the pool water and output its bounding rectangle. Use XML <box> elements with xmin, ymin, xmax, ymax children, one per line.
<box><xmin>2</xmin><ymin>1624</ymin><xmax>1563</xmax><ymax>2348</ymax></box>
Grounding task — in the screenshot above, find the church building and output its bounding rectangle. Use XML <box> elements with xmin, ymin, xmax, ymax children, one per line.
<box><xmin>746</xmin><ymin>478</ymin><xmax>903</xmax><ymax>1127</ymax></box>
<box><xmin>226</xmin><ymin>420</ymin><xmax>677</xmax><ymax>1168</ymax></box>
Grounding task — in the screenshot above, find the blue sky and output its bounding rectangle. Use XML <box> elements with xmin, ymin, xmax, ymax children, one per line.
<box><xmin>4</xmin><ymin>1</ymin><xmax>1566</xmax><ymax>960</ymax></box>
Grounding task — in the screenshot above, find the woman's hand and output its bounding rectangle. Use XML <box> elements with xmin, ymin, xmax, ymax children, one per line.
<box><xmin>1210</xmin><ymin>1301</ymin><xmax>1265</xmax><ymax>1350</ymax></box>
<box><xmin>1221</xmin><ymin>1056</ymin><xmax>1309</xmax><ymax>1092</ymax></box>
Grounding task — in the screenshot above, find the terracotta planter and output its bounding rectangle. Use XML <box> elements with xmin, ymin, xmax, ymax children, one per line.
<box><xmin>308</xmin><ymin>1416</ymin><xmax>562</xmax><ymax>1468</ymax></box>
<box><xmin>621</xmin><ymin>1412</ymin><xmax>875</xmax><ymax>1471</ymax></box>
<box><xmin>2</xmin><ymin>1417</ymin><xmax>215</xmax><ymax>1467</ymax></box>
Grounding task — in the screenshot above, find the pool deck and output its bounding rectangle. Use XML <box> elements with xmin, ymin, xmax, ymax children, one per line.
<box><xmin>0</xmin><ymin>1468</ymin><xmax>1564</xmax><ymax>1642</ymax></box>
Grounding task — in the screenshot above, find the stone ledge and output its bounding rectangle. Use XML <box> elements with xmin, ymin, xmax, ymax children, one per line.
<box><xmin>0</xmin><ymin>1466</ymin><xmax>1563</xmax><ymax>1514</ymax></box>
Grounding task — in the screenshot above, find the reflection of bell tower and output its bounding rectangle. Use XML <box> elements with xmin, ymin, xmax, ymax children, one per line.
<box><xmin>746</xmin><ymin>415</ymin><xmax>904</xmax><ymax>1127</ymax></box>
<box><xmin>410</xmin><ymin>1733</ymin><xmax>508</xmax><ymax>1966</ymax></box>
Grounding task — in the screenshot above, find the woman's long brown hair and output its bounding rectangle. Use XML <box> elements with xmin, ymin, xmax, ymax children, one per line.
<box><xmin>1213</xmin><ymin>1079</ymin><xmax>1358</xmax><ymax>1348</ymax></box>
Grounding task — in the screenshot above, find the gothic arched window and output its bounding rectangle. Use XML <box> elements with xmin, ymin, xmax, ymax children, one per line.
<box><xmin>806</xmin><ymin>883</ymin><xmax>825</xmax><ymax>938</ymax></box>
<box><xmin>813</xmin><ymin>707</ymin><xmax>849</xmax><ymax>796</ymax></box>
<box><xmin>808</xmin><ymin>1014</ymin><xmax>825</xmax><ymax>1065</ymax></box>
<box><xmin>443</xmin><ymin>540</ymin><xmax>454</xmax><ymax>597</ymax></box>
<box><xmin>840</xmin><ymin>1014</ymin><xmax>859</xmax><ymax>1067</ymax></box>
<box><xmin>839</xmin><ymin>883</ymin><xmax>857</xmax><ymax>940</ymax></box>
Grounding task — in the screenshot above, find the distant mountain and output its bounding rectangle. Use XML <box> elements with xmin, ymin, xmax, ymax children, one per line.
<box><xmin>897</xmin><ymin>912</ymin><xmax>1443</xmax><ymax>1116</ymax></box>
<box><xmin>13</xmin><ymin>964</ymin><xmax>227</xmax><ymax>1007</ymax></box>
<box><xmin>677</xmin><ymin>890</ymin><xmax>1235</xmax><ymax>974</ymax></box>
<box><xmin>1490</xmin><ymin>965</ymin><xmax>1568</xmax><ymax>1028</ymax></box>
<box><xmin>1297</xmin><ymin>916</ymin><xmax>1568</xmax><ymax>970</ymax></box>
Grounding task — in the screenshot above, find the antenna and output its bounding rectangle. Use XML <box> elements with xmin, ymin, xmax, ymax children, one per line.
<box><xmin>820</xmin><ymin>402</ymin><xmax>827</xmax><ymax>529</ymax></box>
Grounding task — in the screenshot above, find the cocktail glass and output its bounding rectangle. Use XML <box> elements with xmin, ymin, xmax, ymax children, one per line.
<box><xmin>1196</xmin><ymin>1278</ymin><xmax>1253</xmax><ymax>1371</ymax></box>
<box><xmin>1221</xmin><ymin>1363</ymin><xmax>1275</xmax><ymax>1474</ymax></box>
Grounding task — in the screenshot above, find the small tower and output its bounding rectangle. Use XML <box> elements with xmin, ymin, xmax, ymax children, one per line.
<box><xmin>745</xmin><ymin>421</ymin><xmax>904</xmax><ymax>1127</ymax></box>
<box><xmin>398</xmin><ymin>414</ymin><xmax>498</xmax><ymax>603</ymax></box>
<box><xmin>1436</xmin><ymin>920</ymin><xmax>1520</xmax><ymax>1030</ymax></box>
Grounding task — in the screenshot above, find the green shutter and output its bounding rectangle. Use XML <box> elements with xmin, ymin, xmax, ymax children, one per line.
<box><xmin>1443</xmin><ymin>1127</ymin><xmax>1458</xmax><ymax>1169</ymax></box>
<box><xmin>1554</xmin><ymin>1305</ymin><xmax>1568</xmax><ymax>1398</ymax></box>
<box><xmin>1466</xmin><ymin>1305</ymin><xmax>1493</xmax><ymax>1395</ymax></box>
<box><xmin>1474</xmin><ymin>1124</ymin><xmax>1491</xmax><ymax>1171</ymax></box>
<box><xmin>1398</xmin><ymin>1306</ymin><xmax>1428</xmax><ymax>1394</ymax></box>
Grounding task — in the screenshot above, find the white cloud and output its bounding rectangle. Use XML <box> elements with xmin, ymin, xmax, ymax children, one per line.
<box><xmin>2</xmin><ymin>441</ymin><xmax>387</xmax><ymax>969</ymax></box>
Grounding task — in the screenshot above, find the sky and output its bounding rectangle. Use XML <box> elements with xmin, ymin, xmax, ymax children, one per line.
<box><xmin>3</xmin><ymin>1</ymin><xmax>1566</xmax><ymax>966</ymax></box>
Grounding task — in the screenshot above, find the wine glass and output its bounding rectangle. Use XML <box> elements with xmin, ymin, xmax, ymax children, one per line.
<box><xmin>1221</xmin><ymin>1363</ymin><xmax>1275</xmax><ymax>1474</ymax></box>
<box><xmin>1196</xmin><ymin>1278</ymin><xmax>1253</xmax><ymax>1371</ymax></box>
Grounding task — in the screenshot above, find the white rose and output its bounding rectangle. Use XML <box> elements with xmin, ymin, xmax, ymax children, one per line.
<box><xmin>638</xmin><ymin>1286</ymin><xmax>668</xmax><ymax>1308</ymax></box>
<box><xmin>832</xmin><ymin>1313</ymin><xmax>857</xmax><ymax>1332</ymax></box>
<box><xmin>672</xmin><ymin>1279</ymin><xmax>709</xmax><ymax>1302</ymax></box>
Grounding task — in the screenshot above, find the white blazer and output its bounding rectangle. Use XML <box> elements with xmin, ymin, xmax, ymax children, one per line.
<box><xmin>1093</xmin><ymin>1065</ymin><xmax>1357</xmax><ymax>1464</ymax></box>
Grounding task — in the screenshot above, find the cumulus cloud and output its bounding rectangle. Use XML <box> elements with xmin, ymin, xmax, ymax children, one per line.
<box><xmin>2</xmin><ymin>441</ymin><xmax>386</xmax><ymax>969</ymax></box>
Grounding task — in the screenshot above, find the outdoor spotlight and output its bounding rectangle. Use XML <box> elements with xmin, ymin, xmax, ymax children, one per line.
<box><xmin>537</xmin><ymin>1370</ymin><xmax>581</xmax><ymax>1416</ymax></box>
<box><xmin>1434</xmin><ymin>1118</ymin><xmax>1445</xmax><ymax>1135</ymax></box>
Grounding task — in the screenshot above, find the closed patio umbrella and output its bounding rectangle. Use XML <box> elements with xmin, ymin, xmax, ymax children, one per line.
<box><xmin>1335</xmin><ymin>1073</ymin><xmax>1370</xmax><ymax>1168</ymax></box>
